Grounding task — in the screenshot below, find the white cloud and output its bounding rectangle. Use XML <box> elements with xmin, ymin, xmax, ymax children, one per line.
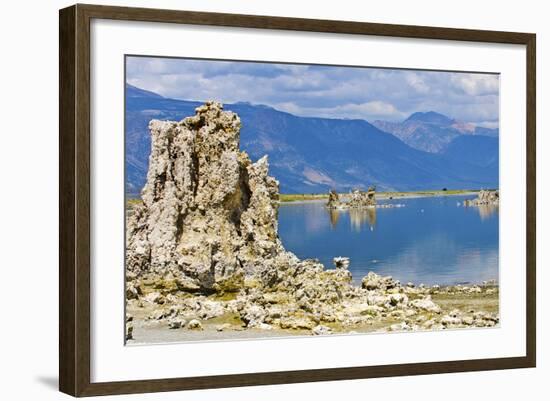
<box><xmin>450</xmin><ymin>74</ymin><xmax>499</xmax><ymax>96</ymax></box>
<box><xmin>474</xmin><ymin>120</ymin><xmax>500</xmax><ymax>129</ymax></box>
<box><xmin>328</xmin><ymin>101</ymin><xmax>405</xmax><ymax>120</ymax></box>
<box><xmin>126</xmin><ymin>56</ymin><xmax>499</xmax><ymax>125</ymax></box>
<box><xmin>275</xmin><ymin>101</ymin><xmax>406</xmax><ymax>121</ymax></box>
<box><xmin>405</xmin><ymin>72</ymin><xmax>430</xmax><ymax>94</ymax></box>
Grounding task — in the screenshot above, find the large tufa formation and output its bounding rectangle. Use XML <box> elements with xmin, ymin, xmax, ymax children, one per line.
<box><xmin>126</xmin><ymin>102</ymin><xmax>287</xmax><ymax>292</ymax></box>
<box><xmin>126</xmin><ymin>102</ymin><xmax>353</xmax><ymax>300</ymax></box>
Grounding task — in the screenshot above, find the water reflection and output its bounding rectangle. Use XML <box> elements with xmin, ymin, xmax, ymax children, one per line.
<box><xmin>328</xmin><ymin>208</ymin><xmax>377</xmax><ymax>231</ymax></box>
<box><xmin>351</xmin><ymin>208</ymin><xmax>377</xmax><ymax>231</ymax></box>
<box><xmin>278</xmin><ymin>195</ymin><xmax>499</xmax><ymax>286</ymax></box>
<box><xmin>329</xmin><ymin>209</ymin><xmax>340</xmax><ymax>228</ymax></box>
<box><xmin>477</xmin><ymin>204</ymin><xmax>499</xmax><ymax>220</ymax></box>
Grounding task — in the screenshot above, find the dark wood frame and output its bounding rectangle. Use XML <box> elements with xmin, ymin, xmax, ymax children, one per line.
<box><xmin>59</xmin><ymin>3</ymin><xmax>536</xmax><ymax>397</ymax></box>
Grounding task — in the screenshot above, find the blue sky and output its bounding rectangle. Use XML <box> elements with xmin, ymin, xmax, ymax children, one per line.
<box><xmin>126</xmin><ymin>56</ymin><xmax>499</xmax><ymax>128</ymax></box>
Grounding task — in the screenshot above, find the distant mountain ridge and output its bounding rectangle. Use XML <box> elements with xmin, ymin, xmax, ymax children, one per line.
<box><xmin>125</xmin><ymin>84</ymin><xmax>499</xmax><ymax>195</ymax></box>
<box><xmin>405</xmin><ymin>111</ymin><xmax>455</xmax><ymax>125</ymax></box>
<box><xmin>372</xmin><ymin>111</ymin><xmax>498</xmax><ymax>154</ymax></box>
<box><xmin>127</xmin><ymin>85</ymin><xmax>164</xmax><ymax>99</ymax></box>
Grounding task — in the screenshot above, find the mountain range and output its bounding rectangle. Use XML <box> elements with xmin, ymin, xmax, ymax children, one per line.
<box><xmin>372</xmin><ymin>111</ymin><xmax>498</xmax><ymax>154</ymax></box>
<box><xmin>125</xmin><ymin>84</ymin><xmax>499</xmax><ymax>195</ymax></box>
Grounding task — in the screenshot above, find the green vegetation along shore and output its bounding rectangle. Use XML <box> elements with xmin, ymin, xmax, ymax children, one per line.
<box><xmin>278</xmin><ymin>189</ymin><xmax>483</xmax><ymax>203</ymax></box>
<box><xmin>127</xmin><ymin>189</ymin><xmax>487</xmax><ymax>207</ymax></box>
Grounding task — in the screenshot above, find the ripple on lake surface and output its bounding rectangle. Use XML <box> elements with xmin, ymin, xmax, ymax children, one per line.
<box><xmin>278</xmin><ymin>195</ymin><xmax>499</xmax><ymax>286</ymax></box>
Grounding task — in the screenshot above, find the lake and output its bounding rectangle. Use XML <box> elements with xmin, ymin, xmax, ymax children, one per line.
<box><xmin>278</xmin><ymin>195</ymin><xmax>499</xmax><ymax>286</ymax></box>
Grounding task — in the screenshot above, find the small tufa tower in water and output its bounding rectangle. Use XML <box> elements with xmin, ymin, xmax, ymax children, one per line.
<box><xmin>348</xmin><ymin>186</ymin><xmax>377</xmax><ymax>208</ymax></box>
<box><xmin>327</xmin><ymin>186</ymin><xmax>377</xmax><ymax>209</ymax></box>
<box><xmin>464</xmin><ymin>190</ymin><xmax>499</xmax><ymax>206</ymax></box>
<box><xmin>326</xmin><ymin>189</ymin><xmax>342</xmax><ymax>209</ymax></box>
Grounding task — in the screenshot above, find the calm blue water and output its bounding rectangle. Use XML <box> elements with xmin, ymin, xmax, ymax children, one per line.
<box><xmin>278</xmin><ymin>195</ymin><xmax>499</xmax><ymax>286</ymax></box>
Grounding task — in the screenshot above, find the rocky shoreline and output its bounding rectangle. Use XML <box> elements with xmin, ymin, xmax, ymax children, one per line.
<box><xmin>125</xmin><ymin>101</ymin><xmax>499</xmax><ymax>344</ymax></box>
<box><xmin>126</xmin><ymin>273</ymin><xmax>499</xmax><ymax>344</ymax></box>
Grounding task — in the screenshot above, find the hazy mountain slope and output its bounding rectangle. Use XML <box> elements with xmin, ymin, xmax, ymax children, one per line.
<box><xmin>443</xmin><ymin>135</ymin><xmax>499</xmax><ymax>168</ymax></box>
<box><xmin>125</xmin><ymin>84</ymin><xmax>498</xmax><ymax>195</ymax></box>
<box><xmin>373</xmin><ymin>111</ymin><xmax>499</xmax><ymax>154</ymax></box>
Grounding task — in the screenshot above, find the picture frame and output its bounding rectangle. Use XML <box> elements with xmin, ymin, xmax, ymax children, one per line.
<box><xmin>59</xmin><ymin>3</ymin><xmax>536</xmax><ymax>397</ymax></box>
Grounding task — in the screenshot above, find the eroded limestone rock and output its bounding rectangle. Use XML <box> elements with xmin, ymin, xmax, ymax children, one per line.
<box><xmin>464</xmin><ymin>190</ymin><xmax>499</xmax><ymax>206</ymax></box>
<box><xmin>361</xmin><ymin>272</ymin><xmax>400</xmax><ymax>291</ymax></box>
<box><xmin>188</xmin><ymin>319</ymin><xmax>203</xmax><ymax>330</ymax></box>
<box><xmin>326</xmin><ymin>186</ymin><xmax>402</xmax><ymax>210</ymax></box>
<box><xmin>326</xmin><ymin>189</ymin><xmax>342</xmax><ymax>209</ymax></box>
<box><xmin>348</xmin><ymin>187</ymin><xmax>377</xmax><ymax>208</ymax></box>
<box><xmin>333</xmin><ymin>256</ymin><xmax>350</xmax><ymax>269</ymax></box>
<box><xmin>126</xmin><ymin>102</ymin><xmax>289</xmax><ymax>292</ymax></box>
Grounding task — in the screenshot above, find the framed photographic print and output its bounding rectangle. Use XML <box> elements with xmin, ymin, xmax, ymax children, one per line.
<box><xmin>59</xmin><ymin>4</ymin><xmax>536</xmax><ymax>397</ymax></box>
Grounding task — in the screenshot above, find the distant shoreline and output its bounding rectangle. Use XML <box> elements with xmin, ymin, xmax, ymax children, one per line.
<box><xmin>278</xmin><ymin>189</ymin><xmax>486</xmax><ymax>203</ymax></box>
<box><xmin>126</xmin><ymin>189</ymin><xmax>493</xmax><ymax>206</ymax></box>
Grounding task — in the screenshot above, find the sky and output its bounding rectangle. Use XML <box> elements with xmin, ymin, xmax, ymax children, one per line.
<box><xmin>126</xmin><ymin>56</ymin><xmax>500</xmax><ymax>128</ymax></box>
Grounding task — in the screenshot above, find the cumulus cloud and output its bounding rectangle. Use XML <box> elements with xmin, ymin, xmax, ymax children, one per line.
<box><xmin>405</xmin><ymin>72</ymin><xmax>430</xmax><ymax>94</ymax></box>
<box><xmin>450</xmin><ymin>74</ymin><xmax>499</xmax><ymax>96</ymax></box>
<box><xmin>126</xmin><ymin>56</ymin><xmax>499</xmax><ymax>126</ymax></box>
<box><xmin>475</xmin><ymin>120</ymin><xmax>500</xmax><ymax>129</ymax></box>
<box><xmin>275</xmin><ymin>100</ymin><xmax>406</xmax><ymax>121</ymax></box>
